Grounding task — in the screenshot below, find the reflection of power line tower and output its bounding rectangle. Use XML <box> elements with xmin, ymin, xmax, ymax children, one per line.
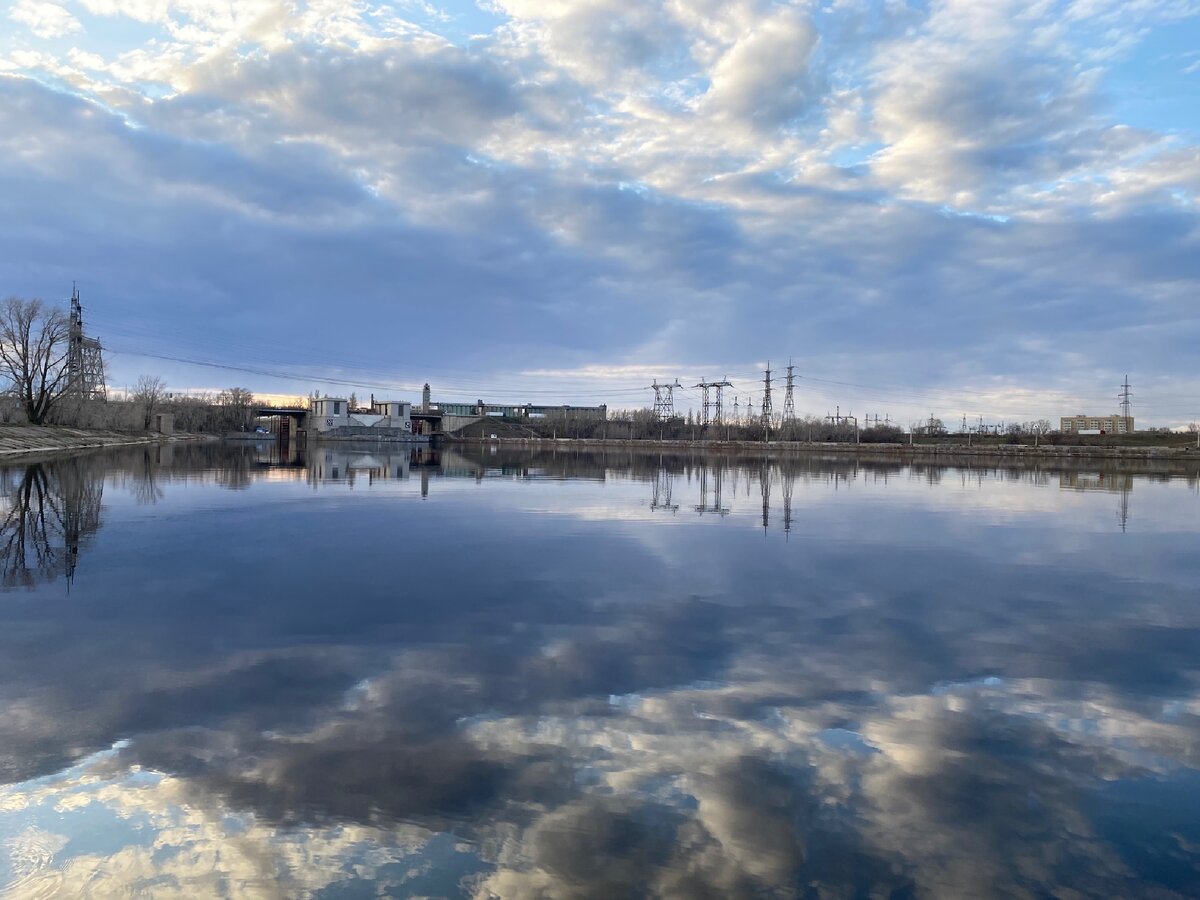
<box><xmin>650</xmin><ymin>465</ymin><xmax>679</xmax><ymax>513</ymax></box>
<box><xmin>67</xmin><ymin>286</ymin><xmax>107</xmax><ymax>400</ymax></box>
<box><xmin>694</xmin><ymin>463</ymin><xmax>730</xmax><ymax>515</ymax></box>
<box><xmin>760</xmin><ymin>464</ymin><xmax>771</xmax><ymax>531</ymax></box>
<box><xmin>782</xmin><ymin>468</ymin><xmax>794</xmax><ymax>536</ymax></box>
<box><xmin>650</xmin><ymin>380</ymin><xmax>681</xmax><ymax>419</ymax></box>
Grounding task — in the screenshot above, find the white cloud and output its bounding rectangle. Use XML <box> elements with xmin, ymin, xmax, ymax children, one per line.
<box><xmin>8</xmin><ymin>0</ymin><xmax>82</xmax><ymax>38</ymax></box>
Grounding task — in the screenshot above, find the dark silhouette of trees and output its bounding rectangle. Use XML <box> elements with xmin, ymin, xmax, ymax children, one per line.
<box><xmin>0</xmin><ymin>459</ymin><xmax>102</xmax><ymax>588</ymax></box>
<box><xmin>0</xmin><ymin>297</ymin><xmax>72</xmax><ymax>425</ymax></box>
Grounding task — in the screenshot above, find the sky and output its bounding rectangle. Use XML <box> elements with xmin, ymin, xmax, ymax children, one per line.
<box><xmin>0</xmin><ymin>0</ymin><xmax>1197</xmax><ymax>427</ymax></box>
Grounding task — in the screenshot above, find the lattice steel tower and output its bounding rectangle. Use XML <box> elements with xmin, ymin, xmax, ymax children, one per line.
<box><xmin>760</xmin><ymin>362</ymin><xmax>773</xmax><ymax>429</ymax></box>
<box><xmin>1119</xmin><ymin>375</ymin><xmax>1133</xmax><ymax>422</ymax></box>
<box><xmin>695</xmin><ymin>378</ymin><xmax>734</xmax><ymax>425</ymax></box>
<box><xmin>783</xmin><ymin>360</ymin><xmax>796</xmax><ymax>423</ymax></box>
<box><xmin>68</xmin><ymin>286</ymin><xmax>106</xmax><ymax>400</ymax></box>
<box><xmin>650</xmin><ymin>380</ymin><xmax>681</xmax><ymax>420</ymax></box>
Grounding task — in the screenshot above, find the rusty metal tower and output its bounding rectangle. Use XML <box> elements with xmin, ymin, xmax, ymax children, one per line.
<box><xmin>68</xmin><ymin>286</ymin><xmax>106</xmax><ymax>400</ymax></box>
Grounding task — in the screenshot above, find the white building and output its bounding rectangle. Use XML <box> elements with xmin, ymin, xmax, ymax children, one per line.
<box><xmin>310</xmin><ymin>397</ymin><xmax>416</xmax><ymax>436</ymax></box>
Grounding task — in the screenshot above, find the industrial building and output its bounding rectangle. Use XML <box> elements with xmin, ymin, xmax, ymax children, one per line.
<box><xmin>428</xmin><ymin>400</ymin><xmax>607</xmax><ymax>420</ymax></box>
<box><xmin>309</xmin><ymin>397</ymin><xmax>422</xmax><ymax>438</ymax></box>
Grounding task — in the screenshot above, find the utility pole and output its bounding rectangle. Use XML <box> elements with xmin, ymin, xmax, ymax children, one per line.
<box><xmin>761</xmin><ymin>362</ymin><xmax>773</xmax><ymax>440</ymax></box>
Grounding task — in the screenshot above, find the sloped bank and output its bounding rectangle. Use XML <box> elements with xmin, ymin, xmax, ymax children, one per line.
<box><xmin>451</xmin><ymin>435</ymin><xmax>1200</xmax><ymax>464</ymax></box>
<box><xmin>0</xmin><ymin>425</ymin><xmax>204</xmax><ymax>460</ymax></box>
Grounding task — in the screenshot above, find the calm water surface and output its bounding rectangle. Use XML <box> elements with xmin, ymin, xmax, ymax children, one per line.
<box><xmin>0</xmin><ymin>442</ymin><xmax>1198</xmax><ymax>898</ymax></box>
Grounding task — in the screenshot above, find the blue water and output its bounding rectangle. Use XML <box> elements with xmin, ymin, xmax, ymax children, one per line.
<box><xmin>0</xmin><ymin>442</ymin><xmax>1196</xmax><ymax>898</ymax></box>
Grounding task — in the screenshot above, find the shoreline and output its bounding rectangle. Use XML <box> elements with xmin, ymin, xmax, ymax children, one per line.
<box><xmin>0</xmin><ymin>425</ymin><xmax>213</xmax><ymax>462</ymax></box>
<box><xmin>448</xmin><ymin>435</ymin><xmax>1200</xmax><ymax>463</ymax></box>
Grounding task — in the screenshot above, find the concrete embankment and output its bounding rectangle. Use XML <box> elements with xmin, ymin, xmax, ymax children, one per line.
<box><xmin>0</xmin><ymin>425</ymin><xmax>205</xmax><ymax>460</ymax></box>
<box><xmin>451</xmin><ymin>435</ymin><xmax>1200</xmax><ymax>464</ymax></box>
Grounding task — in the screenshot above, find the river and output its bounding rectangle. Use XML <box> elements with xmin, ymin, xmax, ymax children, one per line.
<box><xmin>0</xmin><ymin>441</ymin><xmax>1197</xmax><ymax>898</ymax></box>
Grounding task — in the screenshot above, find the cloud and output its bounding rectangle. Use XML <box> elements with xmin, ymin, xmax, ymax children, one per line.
<box><xmin>701</xmin><ymin>7</ymin><xmax>820</xmax><ymax>130</ymax></box>
<box><xmin>0</xmin><ymin>0</ymin><xmax>1196</xmax><ymax>426</ymax></box>
<box><xmin>8</xmin><ymin>1</ymin><xmax>81</xmax><ymax>39</ymax></box>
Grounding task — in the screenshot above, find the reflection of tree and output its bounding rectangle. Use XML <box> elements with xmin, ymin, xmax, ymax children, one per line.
<box><xmin>131</xmin><ymin>448</ymin><xmax>165</xmax><ymax>505</ymax></box>
<box><xmin>0</xmin><ymin>459</ymin><xmax>103</xmax><ymax>588</ymax></box>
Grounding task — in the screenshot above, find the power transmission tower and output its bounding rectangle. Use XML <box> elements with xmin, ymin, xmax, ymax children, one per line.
<box><xmin>700</xmin><ymin>376</ymin><xmax>734</xmax><ymax>427</ymax></box>
<box><xmin>693</xmin><ymin>380</ymin><xmax>711</xmax><ymax>425</ymax></box>
<box><xmin>826</xmin><ymin>406</ymin><xmax>859</xmax><ymax>443</ymax></box>
<box><xmin>783</xmin><ymin>360</ymin><xmax>796</xmax><ymax>423</ymax></box>
<box><xmin>694</xmin><ymin>378</ymin><xmax>734</xmax><ymax>426</ymax></box>
<box><xmin>761</xmin><ymin>362</ymin><xmax>773</xmax><ymax>435</ymax></box>
<box><xmin>712</xmin><ymin>378</ymin><xmax>732</xmax><ymax>425</ymax></box>
<box><xmin>67</xmin><ymin>285</ymin><xmax>107</xmax><ymax>401</ymax></box>
<box><xmin>649</xmin><ymin>379</ymin><xmax>681</xmax><ymax>420</ymax></box>
<box><xmin>732</xmin><ymin>396</ymin><xmax>739</xmax><ymax>423</ymax></box>
<box><xmin>1119</xmin><ymin>375</ymin><xmax>1133</xmax><ymax>430</ymax></box>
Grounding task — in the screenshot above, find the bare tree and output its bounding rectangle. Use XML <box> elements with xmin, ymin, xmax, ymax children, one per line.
<box><xmin>217</xmin><ymin>387</ymin><xmax>256</xmax><ymax>431</ymax></box>
<box><xmin>132</xmin><ymin>375</ymin><xmax>167</xmax><ymax>430</ymax></box>
<box><xmin>0</xmin><ymin>297</ymin><xmax>71</xmax><ymax>425</ymax></box>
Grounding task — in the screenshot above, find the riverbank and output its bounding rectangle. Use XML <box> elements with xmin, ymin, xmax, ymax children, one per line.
<box><xmin>0</xmin><ymin>425</ymin><xmax>211</xmax><ymax>460</ymax></box>
<box><xmin>451</xmin><ymin>435</ymin><xmax>1200</xmax><ymax>464</ymax></box>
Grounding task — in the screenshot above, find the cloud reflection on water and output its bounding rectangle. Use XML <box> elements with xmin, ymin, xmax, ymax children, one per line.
<box><xmin>0</xmin><ymin>444</ymin><xmax>1197</xmax><ymax>897</ymax></box>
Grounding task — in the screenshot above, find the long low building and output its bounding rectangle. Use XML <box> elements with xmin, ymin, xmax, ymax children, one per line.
<box><xmin>430</xmin><ymin>401</ymin><xmax>607</xmax><ymax>420</ymax></box>
<box><xmin>1060</xmin><ymin>414</ymin><xmax>1134</xmax><ymax>434</ymax></box>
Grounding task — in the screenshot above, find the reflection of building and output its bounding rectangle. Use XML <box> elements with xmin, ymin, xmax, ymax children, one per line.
<box><xmin>1060</xmin><ymin>415</ymin><xmax>1133</xmax><ymax>435</ymax></box>
<box><xmin>1059</xmin><ymin>471</ymin><xmax>1134</xmax><ymax>531</ymax></box>
<box><xmin>310</xmin><ymin>398</ymin><xmax>424</xmax><ymax>439</ymax></box>
<box><xmin>308</xmin><ymin>447</ymin><xmax>438</xmax><ymax>485</ymax></box>
<box><xmin>1058</xmin><ymin>472</ymin><xmax>1135</xmax><ymax>493</ymax></box>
